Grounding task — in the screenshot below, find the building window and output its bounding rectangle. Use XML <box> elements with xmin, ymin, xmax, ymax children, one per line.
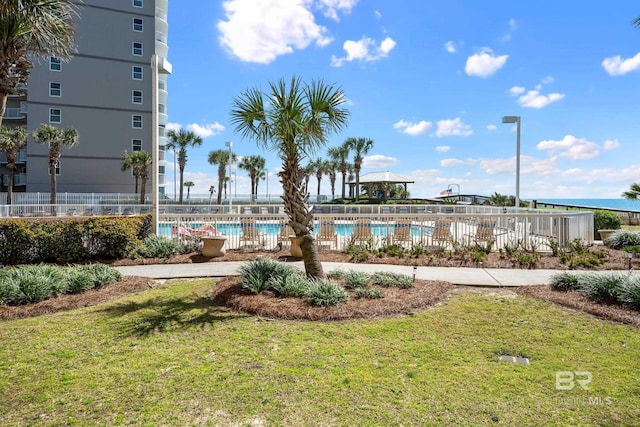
<box><xmin>132</xmin><ymin>115</ymin><xmax>143</xmax><ymax>129</ymax></box>
<box><xmin>133</xmin><ymin>17</ymin><xmax>143</xmax><ymax>32</ymax></box>
<box><xmin>48</xmin><ymin>164</ymin><xmax>61</xmax><ymax>176</ymax></box>
<box><xmin>132</xmin><ymin>66</ymin><xmax>143</xmax><ymax>80</ymax></box>
<box><xmin>49</xmin><ymin>82</ymin><xmax>61</xmax><ymax>97</ymax></box>
<box><xmin>132</xmin><ymin>139</ymin><xmax>142</xmax><ymax>151</ymax></box>
<box><xmin>132</xmin><ymin>42</ymin><xmax>143</xmax><ymax>56</ymax></box>
<box><xmin>49</xmin><ymin>57</ymin><xmax>61</xmax><ymax>72</ymax></box>
<box><xmin>159</xmin><ymin>125</ymin><xmax>165</xmax><ymax>137</ymax></box>
<box><xmin>132</xmin><ymin>90</ymin><xmax>143</xmax><ymax>104</ymax></box>
<box><xmin>49</xmin><ymin>108</ymin><xmax>61</xmax><ymax>123</ymax></box>
<box><xmin>133</xmin><ymin>0</ymin><xmax>143</xmax><ymax>7</ymax></box>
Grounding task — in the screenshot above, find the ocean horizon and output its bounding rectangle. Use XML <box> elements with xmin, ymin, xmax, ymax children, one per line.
<box><xmin>536</xmin><ymin>198</ymin><xmax>640</xmax><ymax>211</ymax></box>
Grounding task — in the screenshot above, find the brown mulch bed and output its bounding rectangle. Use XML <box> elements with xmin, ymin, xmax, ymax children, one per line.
<box><xmin>212</xmin><ymin>276</ymin><xmax>455</xmax><ymax>321</ymax></box>
<box><xmin>0</xmin><ymin>276</ymin><xmax>154</xmax><ymax>321</ymax></box>
<box><xmin>514</xmin><ymin>286</ymin><xmax>640</xmax><ymax>328</ymax></box>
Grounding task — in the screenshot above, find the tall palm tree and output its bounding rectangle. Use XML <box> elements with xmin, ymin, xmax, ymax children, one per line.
<box><xmin>0</xmin><ymin>0</ymin><xmax>76</xmax><ymax>127</ymax></box>
<box><xmin>231</xmin><ymin>76</ymin><xmax>349</xmax><ymax>278</ymax></box>
<box><xmin>327</xmin><ymin>143</ymin><xmax>350</xmax><ymax>199</ymax></box>
<box><xmin>634</xmin><ymin>15</ymin><xmax>640</xmax><ymax>28</ymax></box>
<box><xmin>255</xmin><ymin>168</ymin><xmax>266</xmax><ymax>198</ymax></box>
<box><xmin>32</xmin><ymin>123</ymin><xmax>78</xmax><ymax>210</ymax></box>
<box><xmin>302</xmin><ymin>162</ymin><xmax>313</xmax><ymax>195</ymax></box>
<box><xmin>121</xmin><ymin>150</ymin><xmax>152</xmax><ymax>202</ymax></box>
<box><xmin>0</xmin><ymin>126</ymin><xmax>27</xmax><ymax>205</ymax></box>
<box><xmin>238</xmin><ymin>155</ymin><xmax>265</xmax><ymax>202</ymax></box>
<box><xmin>166</xmin><ymin>128</ymin><xmax>202</xmax><ymax>204</ymax></box>
<box><xmin>310</xmin><ymin>157</ymin><xmax>328</xmax><ymax>197</ymax></box>
<box><xmin>347</xmin><ymin>163</ymin><xmax>355</xmax><ymax>198</ymax></box>
<box><xmin>326</xmin><ymin>160</ymin><xmax>338</xmax><ymax>200</ymax></box>
<box><xmin>208</xmin><ymin>148</ymin><xmax>236</xmax><ymax>205</ymax></box>
<box><xmin>184</xmin><ymin>181</ymin><xmax>194</xmax><ymax>200</ymax></box>
<box><xmin>344</xmin><ymin>137</ymin><xmax>374</xmax><ymax>200</ymax></box>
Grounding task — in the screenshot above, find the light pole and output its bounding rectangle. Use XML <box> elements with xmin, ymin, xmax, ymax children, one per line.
<box><xmin>225</xmin><ymin>141</ymin><xmax>233</xmax><ymax>212</ymax></box>
<box><xmin>151</xmin><ymin>54</ymin><xmax>172</xmax><ymax>235</ymax></box>
<box><xmin>232</xmin><ymin>172</ymin><xmax>237</xmax><ymax>198</ymax></box>
<box><xmin>502</xmin><ymin>115</ymin><xmax>521</xmax><ymax>209</ymax></box>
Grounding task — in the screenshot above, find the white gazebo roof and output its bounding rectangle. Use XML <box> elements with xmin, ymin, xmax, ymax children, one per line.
<box><xmin>348</xmin><ymin>171</ymin><xmax>414</xmax><ymax>184</ymax></box>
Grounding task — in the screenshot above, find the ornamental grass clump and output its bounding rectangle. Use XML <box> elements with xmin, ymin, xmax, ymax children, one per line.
<box><xmin>268</xmin><ymin>272</ymin><xmax>309</xmax><ymax>298</ymax></box>
<box><xmin>342</xmin><ymin>270</ymin><xmax>370</xmax><ymax>289</ymax></box>
<box><xmin>550</xmin><ymin>272</ymin><xmax>581</xmax><ymax>291</ymax></box>
<box><xmin>239</xmin><ymin>258</ymin><xmax>299</xmax><ymax>294</ymax></box>
<box><xmin>0</xmin><ymin>265</ymin><xmax>66</xmax><ymax>304</ymax></box>
<box><xmin>305</xmin><ymin>279</ymin><xmax>348</xmax><ymax>306</ymax></box>
<box><xmin>354</xmin><ymin>287</ymin><xmax>384</xmax><ymax>299</ymax></box>
<box><xmin>372</xmin><ymin>271</ymin><xmax>414</xmax><ymax>289</ymax></box>
<box><xmin>616</xmin><ymin>275</ymin><xmax>640</xmax><ymax>310</ymax></box>
<box><xmin>605</xmin><ymin>230</ymin><xmax>640</xmax><ymax>250</ymax></box>
<box><xmin>578</xmin><ymin>272</ymin><xmax>626</xmax><ymax>303</ymax></box>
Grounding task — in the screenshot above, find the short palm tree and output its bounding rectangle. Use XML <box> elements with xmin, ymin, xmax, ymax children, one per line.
<box><xmin>0</xmin><ymin>0</ymin><xmax>76</xmax><ymax>128</ymax></box>
<box><xmin>32</xmin><ymin>123</ymin><xmax>78</xmax><ymax>210</ymax></box>
<box><xmin>208</xmin><ymin>148</ymin><xmax>236</xmax><ymax>205</ymax></box>
<box><xmin>0</xmin><ymin>126</ymin><xmax>27</xmax><ymax>205</ymax></box>
<box><xmin>120</xmin><ymin>150</ymin><xmax>152</xmax><ymax>203</ymax></box>
<box><xmin>327</xmin><ymin>143</ymin><xmax>350</xmax><ymax>199</ymax></box>
<box><xmin>166</xmin><ymin>128</ymin><xmax>202</xmax><ymax>204</ymax></box>
<box><xmin>310</xmin><ymin>157</ymin><xmax>328</xmax><ymax>197</ymax></box>
<box><xmin>238</xmin><ymin>155</ymin><xmax>266</xmax><ymax>202</ymax></box>
<box><xmin>345</xmin><ymin>137</ymin><xmax>374</xmax><ymax>200</ymax></box>
<box><xmin>184</xmin><ymin>181</ymin><xmax>195</xmax><ymax>200</ymax></box>
<box><xmin>231</xmin><ymin>76</ymin><xmax>349</xmax><ymax>278</ymax></box>
<box><xmin>325</xmin><ymin>160</ymin><xmax>338</xmax><ymax>200</ymax></box>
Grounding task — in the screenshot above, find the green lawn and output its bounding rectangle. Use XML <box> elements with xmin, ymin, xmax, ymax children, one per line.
<box><xmin>1</xmin><ymin>280</ymin><xmax>639</xmax><ymax>426</ymax></box>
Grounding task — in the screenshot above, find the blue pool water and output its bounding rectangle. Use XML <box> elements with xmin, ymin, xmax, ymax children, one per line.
<box><xmin>160</xmin><ymin>222</ymin><xmax>431</xmax><ymax>238</ymax></box>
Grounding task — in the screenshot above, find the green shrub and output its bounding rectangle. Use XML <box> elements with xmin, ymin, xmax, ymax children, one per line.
<box><xmin>605</xmin><ymin>230</ymin><xmax>640</xmax><ymax>250</ymax></box>
<box><xmin>617</xmin><ymin>275</ymin><xmax>640</xmax><ymax>310</ymax></box>
<box><xmin>594</xmin><ymin>210</ymin><xmax>621</xmax><ymax>239</ymax></box>
<box><xmin>579</xmin><ymin>273</ymin><xmax>625</xmax><ymax>303</ymax></box>
<box><xmin>305</xmin><ymin>279</ymin><xmax>348</xmax><ymax>306</ymax></box>
<box><xmin>550</xmin><ymin>272</ymin><xmax>581</xmax><ymax>291</ymax></box>
<box><xmin>372</xmin><ymin>271</ymin><xmax>414</xmax><ymax>289</ymax></box>
<box><xmin>239</xmin><ymin>258</ymin><xmax>299</xmax><ymax>294</ymax></box>
<box><xmin>342</xmin><ymin>271</ymin><xmax>370</xmax><ymax>289</ymax></box>
<box><xmin>354</xmin><ymin>287</ymin><xmax>384</xmax><ymax>299</ymax></box>
<box><xmin>65</xmin><ymin>269</ymin><xmax>97</xmax><ymax>293</ymax></box>
<box><xmin>0</xmin><ymin>265</ymin><xmax>67</xmax><ymax>304</ymax></box>
<box><xmin>269</xmin><ymin>272</ymin><xmax>309</xmax><ymax>298</ymax></box>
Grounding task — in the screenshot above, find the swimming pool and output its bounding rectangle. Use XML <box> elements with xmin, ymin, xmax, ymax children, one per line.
<box><xmin>159</xmin><ymin>222</ymin><xmax>433</xmax><ymax>238</ymax></box>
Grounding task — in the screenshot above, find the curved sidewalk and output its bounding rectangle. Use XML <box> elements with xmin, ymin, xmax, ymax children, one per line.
<box><xmin>112</xmin><ymin>261</ymin><xmax>612</xmax><ymax>287</ymax></box>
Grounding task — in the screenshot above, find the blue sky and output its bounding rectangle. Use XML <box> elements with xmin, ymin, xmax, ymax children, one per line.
<box><xmin>164</xmin><ymin>0</ymin><xmax>640</xmax><ymax>200</ymax></box>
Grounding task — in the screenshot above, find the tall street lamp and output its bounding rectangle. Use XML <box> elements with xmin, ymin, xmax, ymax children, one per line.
<box><xmin>501</xmin><ymin>115</ymin><xmax>521</xmax><ymax>209</ymax></box>
<box><xmin>151</xmin><ymin>54</ymin><xmax>172</xmax><ymax>235</ymax></box>
<box><xmin>232</xmin><ymin>172</ymin><xmax>237</xmax><ymax>198</ymax></box>
<box><xmin>225</xmin><ymin>141</ymin><xmax>233</xmax><ymax>212</ymax></box>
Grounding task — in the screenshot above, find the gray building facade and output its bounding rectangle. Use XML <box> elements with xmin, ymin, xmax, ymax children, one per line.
<box><xmin>1</xmin><ymin>0</ymin><xmax>170</xmax><ymax>194</ymax></box>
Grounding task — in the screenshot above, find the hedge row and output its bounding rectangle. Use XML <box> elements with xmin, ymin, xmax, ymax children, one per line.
<box><xmin>0</xmin><ymin>215</ymin><xmax>152</xmax><ymax>265</ymax></box>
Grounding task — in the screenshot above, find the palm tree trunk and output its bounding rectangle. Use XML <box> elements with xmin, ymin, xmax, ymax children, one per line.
<box><xmin>217</xmin><ymin>169</ymin><xmax>224</xmax><ymax>205</ymax></box>
<box><xmin>140</xmin><ymin>177</ymin><xmax>146</xmax><ymax>204</ymax></box>
<box><xmin>50</xmin><ymin>160</ymin><xmax>57</xmax><ymax>215</ymax></box>
<box><xmin>341</xmin><ymin>170</ymin><xmax>346</xmax><ymax>199</ymax></box>
<box><xmin>281</xmin><ymin>157</ymin><xmax>325</xmax><ymax>278</ymax></box>
<box><xmin>179</xmin><ymin>165</ymin><xmax>185</xmax><ymax>203</ymax></box>
<box><xmin>6</xmin><ymin>163</ymin><xmax>14</xmax><ymax>205</ymax></box>
<box><xmin>134</xmin><ymin>175</ymin><xmax>139</xmax><ymax>194</ymax></box>
<box><xmin>355</xmin><ymin>165</ymin><xmax>361</xmax><ymax>200</ymax></box>
<box><xmin>0</xmin><ymin>94</ymin><xmax>7</xmax><ymax>129</ymax></box>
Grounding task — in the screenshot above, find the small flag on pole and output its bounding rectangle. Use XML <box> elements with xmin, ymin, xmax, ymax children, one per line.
<box><xmin>440</xmin><ymin>189</ymin><xmax>452</xmax><ymax>195</ymax></box>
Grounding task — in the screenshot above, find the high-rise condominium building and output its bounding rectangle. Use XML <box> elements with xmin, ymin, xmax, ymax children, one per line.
<box><xmin>1</xmin><ymin>0</ymin><xmax>170</xmax><ymax>195</ymax></box>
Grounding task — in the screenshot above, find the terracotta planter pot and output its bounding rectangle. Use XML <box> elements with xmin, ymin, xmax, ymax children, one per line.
<box><xmin>289</xmin><ymin>236</ymin><xmax>303</xmax><ymax>257</ymax></box>
<box><xmin>597</xmin><ymin>229</ymin><xmax>616</xmax><ymax>244</ymax></box>
<box><xmin>201</xmin><ymin>236</ymin><xmax>227</xmax><ymax>257</ymax></box>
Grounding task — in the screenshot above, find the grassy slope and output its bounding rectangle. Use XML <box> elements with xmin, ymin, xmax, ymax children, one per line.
<box><xmin>0</xmin><ymin>280</ymin><xmax>638</xmax><ymax>426</ymax></box>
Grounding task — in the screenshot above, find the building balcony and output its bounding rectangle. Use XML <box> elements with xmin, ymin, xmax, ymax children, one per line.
<box><xmin>155</xmin><ymin>8</ymin><xmax>168</xmax><ymax>23</ymax></box>
<box><xmin>3</xmin><ymin>108</ymin><xmax>26</xmax><ymax>120</ymax></box>
<box><xmin>2</xmin><ymin>173</ymin><xmax>27</xmax><ymax>186</ymax></box>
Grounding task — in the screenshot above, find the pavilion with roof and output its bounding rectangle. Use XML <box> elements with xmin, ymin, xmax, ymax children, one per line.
<box><xmin>347</xmin><ymin>171</ymin><xmax>414</xmax><ymax>200</ymax></box>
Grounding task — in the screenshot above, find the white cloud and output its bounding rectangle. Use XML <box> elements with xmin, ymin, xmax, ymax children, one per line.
<box><xmin>541</xmin><ymin>75</ymin><xmax>554</xmax><ymax>84</ymax></box>
<box><xmin>479</xmin><ymin>155</ymin><xmax>559</xmax><ymax>176</ymax></box>
<box><xmin>166</xmin><ymin>122</ymin><xmax>225</xmax><ymax>139</ymax></box>
<box><xmin>486</xmin><ymin>124</ymin><xmax>497</xmax><ymax>131</ymax></box>
<box><xmin>444</xmin><ymin>41</ymin><xmax>456</xmax><ymax>53</ymax></box>
<box><xmin>435</xmin><ymin>118</ymin><xmax>473</xmax><ymax>137</ymax></box>
<box><xmin>603</xmin><ymin>139</ymin><xmax>620</xmax><ymax>150</ymax></box>
<box><xmin>537</xmin><ymin>135</ymin><xmax>600</xmax><ymax>160</ymax></box>
<box><xmin>218</xmin><ymin>0</ymin><xmax>333</xmax><ymax>64</ymax></box>
<box><xmin>374</xmin><ymin>10</ymin><xmax>382</xmax><ymax>19</ymax></box>
<box><xmin>601</xmin><ymin>52</ymin><xmax>640</xmax><ymax>76</ymax></box>
<box><xmin>435</xmin><ymin>146</ymin><xmax>451</xmax><ymax>153</ymax></box>
<box><xmin>465</xmin><ymin>47</ymin><xmax>508</xmax><ymax>78</ymax></box>
<box><xmin>393</xmin><ymin>119</ymin><xmax>432</xmax><ymax>136</ymax></box>
<box><xmin>331</xmin><ymin>36</ymin><xmax>396</xmax><ymax>67</ymax></box>
<box><xmin>517</xmin><ymin>90</ymin><xmax>564</xmax><ymax>109</ymax></box>
<box><xmin>508</xmin><ymin>19</ymin><xmax>517</xmax><ymax>31</ymax></box>
<box><xmin>362</xmin><ymin>154</ymin><xmax>397</xmax><ymax>168</ymax></box>
<box><xmin>186</xmin><ymin>122</ymin><xmax>225</xmax><ymax>138</ymax></box>
<box><xmin>317</xmin><ymin>0</ymin><xmax>358</xmax><ymax>21</ymax></box>
<box><xmin>440</xmin><ymin>158</ymin><xmax>466</xmax><ymax>167</ymax></box>
<box><xmin>508</xmin><ymin>86</ymin><xmax>525</xmax><ymax>96</ymax></box>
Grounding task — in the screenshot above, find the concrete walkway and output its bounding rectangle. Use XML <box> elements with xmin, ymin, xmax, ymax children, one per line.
<box><xmin>113</xmin><ymin>261</ymin><xmax>597</xmax><ymax>287</ymax></box>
